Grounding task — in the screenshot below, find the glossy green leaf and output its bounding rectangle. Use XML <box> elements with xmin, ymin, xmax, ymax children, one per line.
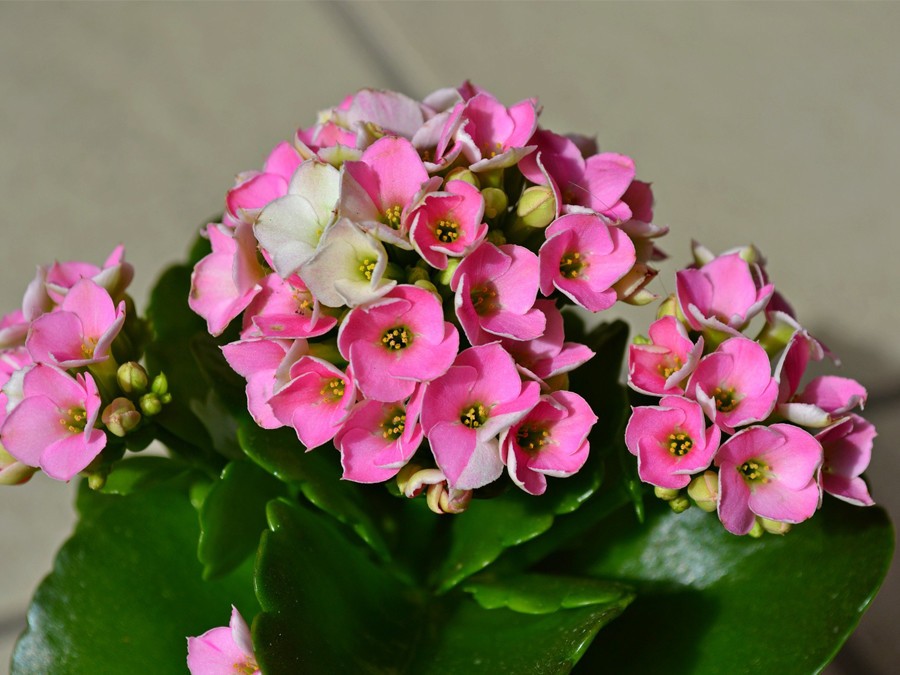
<box><xmin>568</xmin><ymin>498</ymin><xmax>894</xmax><ymax>674</ymax></box>
<box><xmin>12</xmin><ymin>480</ymin><xmax>257</xmax><ymax>675</ymax></box>
<box><xmin>463</xmin><ymin>574</ymin><xmax>630</xmax><ymax>614</ymax></box>
<box><xmin>97</xmin><ymin>455</ymin><xmax>187</xmax><ymax>496</ymax></box>
<box><xmin>238</xmin><ymin>418</ymin><xmax>391</xmax><ymax>560</ymax></box>
<box><xmin>254</xmin><ymin>498</ymin><xmax>633</xmax><ymax>674</ymax></box>
<box><xmin>198</xmin><ymin>460</ymin><xmax>285</xmax><ymax>580</ymax></box>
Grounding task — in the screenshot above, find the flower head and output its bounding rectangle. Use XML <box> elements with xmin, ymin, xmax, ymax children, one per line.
<box><xmin>187</xmin><ymin>606</ymin><xmax>259</xmax><ymax>675</ymax></box>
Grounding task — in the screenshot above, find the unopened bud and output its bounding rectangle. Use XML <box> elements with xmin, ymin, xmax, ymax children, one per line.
<box><xmin>760</xmin><ymin>518</ymin><xmax>792</xmax><ymax>535</ymax></box>
<box><xmin>406</xmin><ymin>264</ymin><xmax>431</xmax><ymax>285</ymax></box>
<box><xmin>668</xmin><ymin>496</ymin><xmax>691</xmax><ymax>513</ymax></box>
<box><xmin>748</xmin><ymin>519</ymin><xmax>765</xmax><ymax>538</ymax></box>
<box><xmin>445</xmin><ymin>167</ymin><xmax>480</xmax><ymax>188</ymax></box>
<box><xmin>654</xmin><ymin>486</ymin><xmax>680</xmax><ymax>501</ymax></box>
<box><xmin>687</xmin><ymin>471</ymin><xmax>718</xmax><ymax>513</ymax></box>
<box><xmin>397</xmin><ymin>465</ymin><xmax>446</xmax><ymax>498</ymax></box>
<box><xmin>656</xmin><ymin>294</ymin><xmax>683</xmax><ymax>322</ymax></box>
<box><xmin>139</xmin><ymin>393</ymin><xmax>163</xmax><ymax>417</ymax></box>
<box><xmin>515</xmin><ymin>185</ymin><xmax>556</xmax><ymax>229</ymax></box>
<box><xmin>0</xmin><ymin>446</ymin><xmax>36</xmax><ymax>486</ymax></box>
<box><xmin>486</xmin><ymin>230</ymin><xmax>507</xmax><ymax>246</ymax></box>
<box><xmin>150</xmin><ymin>372</ymin><xmax>168</xmax><ymax>396</ymax></box>
<box><xmin>632</xmin><ymin>334</ymin><xmax>652</xmax><ymax>346</ymax></box>
<box><xmin>613</xmin><ymin>263</ymin><xmax>659</xmax><ymax>306</ymax></box>
<box><xmin>413</xmin><ymin>280</ymin><xmax>439</xmax><ymax>295</ymax></box>
<box><xmin>437</xmin><ymin>258</ymin><xmax>461</xmax><ymax>287</ymax></box>
<box><xmin>481</xmin><ymin>187</ymin><xmax>508</xmax><ymax>220</ymax></box>
<box><xmin>102</xmin><ymin>398</ymin><xmax>142</xmax><ymax>437</ymax></box>
<box><xmin>426</xmin><ymin>482</ymin><xmax>472</xmax><ymax>515</ymax></box>
<box><xmin>117</xmin><ymin>362</ymin><xmax>149</xmax><ymax>395</ymax></box>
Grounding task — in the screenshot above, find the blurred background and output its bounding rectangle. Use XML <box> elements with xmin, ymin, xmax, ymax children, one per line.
<box><xmin>1</xmin><ymin>3</ymin><xmax>898</xmax><ymax>673</ymax></box>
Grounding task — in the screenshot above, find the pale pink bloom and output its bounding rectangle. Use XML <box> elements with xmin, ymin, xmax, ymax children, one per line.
<box><xmin>335</xmin><ymin>385</ymin><xmax>425</xmax><ymax>483</ymax></box>
<box><xmin>625</xmin><ymin>396</ymin><xmax>721</xmax><ymax>490</ymax></box>
<box><xmin>686</xmin><ymin>337</ymin><xmax>779</xmax><ymax>434</ymax></box>
<box><xmin>676</xmin><ymin>251</ymin><xmax>774</xmax><ymax>336</ymax></box>
<box><xmin>294</xmin><ymin>119</ymin><xmax>359</xmax><ymax>166</ymax></box>
<box><xmin>0</xmin><ymin>310</ymin><xmax>29</xmax><ymax>351</ymax></box>
<box><xmin>240</xmin><ymin>274</ymin><xmax>337</xmax><ymax>340</ymax></box>
<box><xmin>715</xmin><ymin>423</ymin><xmax>822</xmax><ymax>536</ymax></box>
<box><xmin>222</xmin><ymin>142</ymin><xmax>301</xmax><ymax>228</ymax></box>
<box><xmin>253</xmin><ymin>159</ymin><xmax>340</xmax><ymax>277</ymax></box>
<box><xmin>268</xmin><ymin>356</ymin><xmax>356</xmax><ymax>449</ymax></box>
<box><xmin>221</xmin><ymin>338</ymin><xmax>306</xmax><ymax>430</ymax></box>
<box><xmin>452</xmin><ymin>242</ymin><xmax>545</xmax><ymax>344</ymax></box>
<box><xmin>501</xmin><ymin>391</ymin><xmax>597</xmax><ymax>495</ymax></box>
<box><xmin>27</xmin><ymin>279</ymin><xmax>126</xmax><ymax>369</ymax></box>
<box><xmin>422</xmin><ymin>344</ymin><xmax>541</xmax><ymax>490</ymax></box>
<box><xmin>0</xmin><ymin>365</ymin><xmax>106</xmax><ymax>481</ymax></box>
<box><xmin>500</xmin><ymin>300</ymin><xmax>594</xmax><ymax>384</ymax></box>
<box><xmin>44</xmin><ymin>245</ymin><xmax>135</xmax><ymax>304</ymax></box>
<box><xmin>519</xmin><ymin>129</ymin><xmax>635</xmax><ymax>221</ymax></box>
<box><xmin>816</xmin><ymin>414</ymin><xmax>876</xmax><ymax>507</ymax></box>
<box><xmin>340</xmin><ymin>89</ymin><xmax>427</xmax><ymax>141</ymax></box>
<box><xmin>628</xmin><ymin>316</ymin><xmax>704</xmax><ymax>397</ymax></box>
<box><xmin>190</xmin><ymin>223</ymin><xmax>265</xmax><ymax>336</ymax></box>
<box><xmin>187</xmin><ymin>606</ymin><xmax>259</xmax><ymax>675</ymax></box>
<box><xmin>538</xmin><ymin>213</ymin><xmax>636</xmax><ymax>312</ymax></box>
<box><xmin>338</xmin><ymin>136</ymin><xmax>434</xmax><ymax>248</ymax></box>
<box><xmin>438</xmin><ymin>92</ymin><xmax>538</xmax><ymax>172</ymax></box>
<box><xmin>337</xmin><ymin>285</ymin><xmax>458</xmax><ymax>402</ymax></box>
<box><xmin>408</xmin><ymin>180</ymin><xmax>488</xmax><ymax>269</ymax></box>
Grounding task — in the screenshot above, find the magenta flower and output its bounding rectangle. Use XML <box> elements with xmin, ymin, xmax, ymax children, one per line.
<box><xmin>335</xmin><ymin>385</ymin><xmax>425</xmax><ymax>483</ymax></box>
<box><xmin>816</xmin><ymin>414</ymin><xmax>876</xmax><ymax>506</ymax></box>
<box><xmin>0</xmin><ymin>364</ymin><xmax>106</xmax><ymax>481</ymax></box>
<box><xmin>240</xmin><ymin>273</ymin><xmax>337</xmax><ymax>340</ymax></box>
<box><xmin>686</xmin><ymin>337</ymin><xmax>779</xmax><ymax>434</ymax></box>
<box><xmin>189</xmin><ymin>222</ymin><xmax>265</xmax><ymax>336</ymax></box>
<box><xmin>338</xmin><ymin>285</ymin><xmax>458</xmax><ymax>402</ymax></box>
<box><xmin>501</xmin><ymin>391</ymin><xmax>597</xmax><ymax>495</ymax></box>
<box><xmin>628</xmin><ymin>316</ymin><xmax>704</xmax><ymax>396</ymax></box>
<box><xmin>26</xmin><ymin>279</ymin><xmax>126</xmax><ymax>369</ymax></box>
<box><xmin>715</xmin><ymin>423</ymin><xmax>822</xmax><ymax>535</ymax></box>
<box><xmin>451</xmin><ymin>242</ymin><xmax>546</xmax><ymax>344</ymax></box>
<box><xmin>625</xmin><ymin>396</ymin><xmax>721</xmax><ymax>490</ymax></box>
<box><xmin>538</xmin><ymin>213</ymin><xmax>636</xmax><ymax>312</ymax></box>
<box><xmin>268</xmin><ymin>356</ymin><xmax>356</xmax><ymax>449</ymax></box>
<box><xmin>187</xmin><ymin>606</ymin><xmax>259</xmax><ymax>675</ymax></box>
<box><xmin>408</xmin><ymin>179</ymin><xmax>488</xmax><ymax>269</ymax></box>
<box><xmin>422</xmin><ymin>344</ymin><xmax>541</xmax><ymax>490</ymax></box>
<box><xmin>676</xmin><ymin>251</ymin><xmax>774</xmax><ymax>335</ymax></box>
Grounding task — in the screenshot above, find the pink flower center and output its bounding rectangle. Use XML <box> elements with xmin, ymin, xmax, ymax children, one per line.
<box><xmin>657</xmin><ymin>356</ymin><xmax>683</xmax><ymax>380</ymax></box>
<box><xmin>435</xmin><ymin>219</ymin><xmax>460</xmax><ymax>243</ymax></box>
<box><xmin>381</xmin><ymin>326</ymin><xmax>413</xmax><ymax>350</ymax></box>
<box><xmin>738</xmin><ymin>458</ymin><xmax>770</xmax><ymax>484</ymax></box>
<box><xmin>460</xmin><ymin>403</ymin><xmax>488</xmax><ymax>429</ymax></box>
<box><xmin>666</xmin><ymin>431</ymin><xmax>693</xmax><ymax>457</ymax></box>
<box><xmin>319</xmin><ymin>377</ymin><xmax>345</xmax><ymax>403</ymax></box>
<box><xmin>516</xmin><ymin>424</ymin><xmax>550</xmax><ymax>453</ymax></box>
<box><xmin>559</xmin><ymin>252</ymin><xmax>585</xmax><ymax>279</ymax></box>
<box><xmin>381</xmin><ymin>407</ymin><xmax>406</xmax><ymax>440</ymax></box>
<box><xmin>713</xmin><ymin>386</ymin><xmax>739</xmax><ymax>413</ymax></box>
<box><xmin>292</xmin><ymin>289</ymin><xmax>314</xmax><ymax>316</ymax></box>
<box><xmin>59</xmin><ymin>407</ymin><xmax>88</xmax><ymax>434</ymax></box>
<box><xmin>81</xmin><ymin>337</ymin><xmax>98</xmax><ymax>359</ymax></box>
<box><xmin>381</xmin><ymin>205</ymin><xmax>403</xmax><ymax>230</ymax></box>
<box><xmin>470</xmin><ymin>285</ymin><xmax>498</xmax><ymax>316</ymax></box>
<box><xmin>482</xmin><ymin>141</ymin><xmax>503</xmax><ymax>158</ymax></box>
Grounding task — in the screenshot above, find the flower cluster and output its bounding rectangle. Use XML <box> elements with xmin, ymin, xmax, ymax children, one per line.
<box><xmin>625</xmin><ymin>243</ymin><xmax>876</xmax><ymax>535</ymax></box>
<box><xmin>0</xmin><ymin>247</ymin><xmax>166</xmax><ymax>484</ymax></box>
<box><xmin>190</xmin><ymin>83</ymin><xmax>664</xmax><ymax>506</ymax></box>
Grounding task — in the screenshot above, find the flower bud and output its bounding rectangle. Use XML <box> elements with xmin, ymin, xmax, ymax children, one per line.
<box><xmin>654</xmin><ymin>486</ymin><xmax>680</xmax><ymax>501</ymax></box>
<box><xmin>445</xmin><ymin>167</ymin><xmax>480</xmax><ymax>188</ymax></box>
<box><xmin>102</xmin><ymin>398</ymin><xmax>142</xmax><ymax>437</ymax></box>
<box><xmin>668</xmin><ymin>496</ymin><xmax>691</xmax><ymax>513</ymax></box>
<box><xmin>397</xmin><ymin>464</ymin><xmax>446</xmax><ymax>498</ymax></box>
<box><xmin>406</xmin><ymin>264</ymin><xmax>431</xmax><ymax>285</ymax></box>
<box><xmin>687</xmin><ymin>471</ymin><xmax>719</xmax><ymax>512</ymax></box>
<box><xmin>485</xmin><ymin>230</ymin><xmax>507</xmax><ymax>246</ymax></box>
<box><xmin>426</xmin><ymin>482</ymin><xmax>472</xmax><ymax>515</ymax></box>
<box><xmin>656</xmin><ymin>294</ymin><xmax>681</xmax><ymax>321</ymax></box>
<box><xmin>481</xmin><ymin>187</ymin><xmax>508</xmax><ymax>220</ymax></box>
<box><xmin>437</xmin><ymin>258</ymin><xmax>461</xmax><ymax>287</ymax></box>
<box><xmin>413</xmin><ymin>279</ymin><xmax>439</xmax><ymax>295</ymax></box>
<box><xmin>514</xmin><ymin>185</ymin><xmax>556</xmax><ymax>229</ymax></box>
<box><xmin>139</xmin><ymin>393</ymin><xmax>163</xmax><ymax>417</ymax></box>
<box><xmin>150</xmin><ymin>372</ymin><xmax>168</xmax><ymax>396</ymax></box>
<box><xmin>613</xmin><ymin>263</ymin><xmax>659</xmax><ymax>306</ymax></box>
<box><xmin>117</xmin><ymin>362</ymin><xmax>149</xmax><ymax>395</ymax></box>
<box><xmin>747</xmin><ymin>519</ymin><xmax>765</xmax><ymax>538</ymax></box>
<box><xmin>760</xmin><ymin>518</ymin><xmax>792</xmax><ymax>536</ymax></box>
<box><xmin>0</xmin><ymin>446</ymin><xmax>36</xmax><ymax>486</ymax></box>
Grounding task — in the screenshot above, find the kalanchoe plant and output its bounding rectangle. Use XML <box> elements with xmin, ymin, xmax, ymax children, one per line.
<box><xmin>2</xmin><ymin>83</ymin><xmax>893</xmax><ymax>675</ymax></box>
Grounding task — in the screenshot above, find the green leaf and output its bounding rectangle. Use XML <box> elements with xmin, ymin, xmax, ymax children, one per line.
<box><xmin>238</xmin><ymin>418</ymin><xmax>391</xmax><ymax>560</ymax></box>
<box><xmin>568</xmin><ymin>498</ymin><xmax>894</xmax><ymax>674</ymax></box>
<box><xmin>463</xmin><ymin>574</ymin><xmax>631</xmax><ymax>614</ymax></box>
<box><xmin>198</xmin><ymin>460</ymin><xmax>286</xmax><ymax>580</ymax></box>
<box><xmin>12</xmin><ymin>480</ymin><xmax>257</xmax><ymax>675</ymax></box>
<box><xmin>254</xmin><ymin>498</ymin><xmax>633</xmax><ymax>674</ymax></box>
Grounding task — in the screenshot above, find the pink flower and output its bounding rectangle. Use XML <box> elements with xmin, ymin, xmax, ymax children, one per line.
<box><xmin>676</xmin><ymin>251</ymin><xmax>774</xmax><ymax>336</ymax></box>
<box><xmin>187</xmin><ymin>606</ymin><xmax>259</xmax><ymax>675</ymax></box>
<box><xmin>0</xmin><ymin>347</ymin><xmax>32</xmax><ymax>427</ymax></box>
<box><xmin>337</xmin><ymin>285</ymin><xmax>458</xmax><ymax>402</ymax></box>
<box><xmin>624</xmin><ymin>396</ymin><xmax>721</xmax><ymax>490</ymax></box>
<box><xmin>422</xmin><ymin>344</ymin><xmax>540</xmax><ymax>490</ymax></box>
<box><xmin>501</xmin><ymin>391</ymin><xmax>597</xmax><ymax>495</ymax></box>
<box><xmin>335</xmin><ymin>386</ymin><xmax>425</xmax><ymax>483</ymax></box>
<box><xmin>239</xmin><ymin>274</ymin><xmax>337</xmax><ymax>340</ymax></box>
<box><xmin>451</xmin><ymin>242</ymin><xmax>546</xmax><ymax>344</ymax></box>
<box><xmin>44</xmin><ymin>245</ymin><xmax>135</xmax><ymax>304</ymax></box>
<box><xmin>0</xmin><ymin>310</ymin><xmax>29</xmax><ymax>350</ymax></box>
<box><xmin>222</xmin><ymin>141</ymin><xmax>300</xmax><ymax>228</ymax></box>
<box><xmin>340</xmin><ymin>88</ymin><xmax>427</xmax><ymax>140</ymax></box>
<box><xmin>190</xmin><ymin>222</ymin><xmax>265</xmax><ymax>336</ymax></box>
<box><xmin>26</xmin><ymin>279</ymin><xmax>126</xmax><ymax>369</ymax></box>
<box><xmin>816</xmin><ymin>415</ymin><xmax>876</xmax><ymax>507</ymax></box>
<box><xmin>686</xmin><ymin>337</ymin><xmax>779</xmax><ymax>434</ymax></box>
<box><xmin>538</xmin><ymin>213</ymin><xmax>636</xmax><ymax>312</ymax></box>
<box><xmin>628</xmin><ymin>316</ymin><xmax>704</xmax><ymax>397</ymax></box>
<box><xmin>408</xmin><ymin>179</ymin><xmax>488</xmax><ymax>269</ymax></box>
<box><xmin>0</xmin><ymin>364</ymin><xmax>106</xmax><ymax>481</ymax></box>
<box><xmin>268</xmin><ymin>356</ymin><xmax>356</xmax><ymax>449</ymax></box>
<box><xmin>715</xmin><ymin>423</ymin><xmax>822</xmax><ymax>535</ymax></box>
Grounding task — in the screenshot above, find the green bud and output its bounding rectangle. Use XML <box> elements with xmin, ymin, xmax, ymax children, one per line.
<box><xmin>481</xmin><ymin>187</ymin><xmax>508</xmax><ymax>220</ymax></box>
<box><xmin>668</xmin><ymin>496</ymin><xmax>691</xmax><ymax>514</ymax></box>
<box><xmin>87</xmin><ymin>469</ymin><xmax>109</xmax><ymax>491</ymax></box>
<box><xmin>102</xmin><ymin>398</ymin><xmax>142</xmax><ymax>437</ymax></box>
<box><xmin>445</xmin><ymin>167</ymin><xmax>480</xmax><ymax>188</ymax></box>
<box><xmin>748</xmin><ymin>519</ymin><xmax>765</xmax><ymax>538</ymax></box>
<box><xmin>437</xmin><ymin>258</ymin><xmax>461</xmax><ymax>287</ymax></box>
<box><xmin>654</xmin><ymin>486</ymin><xmax>680</xmax><ymax>501</ymax></box>
<box><xmin>406</xmin><ymin>264</ymin><xmax>431</xmax><ymax>285</ymax></box>
<box><xmin>632</xmin><ymin>334</ymin><xmax>652</xmax><ymax>346</ymax></box>
<box><xmin>515</xmin><ymin>185</ymin><xmax>556</xmax><ymax>229</ymax></box>
<box><xmin>656</xmin><ymin>294</ymin><xmax>680</xmax><ymax>321</ymax></box>
<box><xmin>686</xmin><ymin>471</ymin><xmax>719</xmax><ymax>513</ymax></box>
<box><xmin>117</xmin><ymin>362</ymin><xmax>149</xmax><ymax>395</ymax></box>
<box><xmin>413</xmin><ymin>280</ymin><xmax>439</xmax><ymax>295</ymax></box>
<box><xmin>139</xmin><ymin>393</ymin><xmax>163</xmax><ymax>417</ymax></box>
<box><xmin>760</xmin><ymin>518</ymin><xmax>792</xmax><ymax>535</ymax></box>
<box><xmin>476</xmin><ymin>168</ymin><xmax>504</xmax><ymax>189</ymax></box>
<box><xmin>486</xmin><ymin>230</ymin><xmax>507</xmax><ymax>246</ymax></box>
<box><xmin>150</xmin><ymin>372</ymin><xmax>168</xmax><ymax>396</ymax></box>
